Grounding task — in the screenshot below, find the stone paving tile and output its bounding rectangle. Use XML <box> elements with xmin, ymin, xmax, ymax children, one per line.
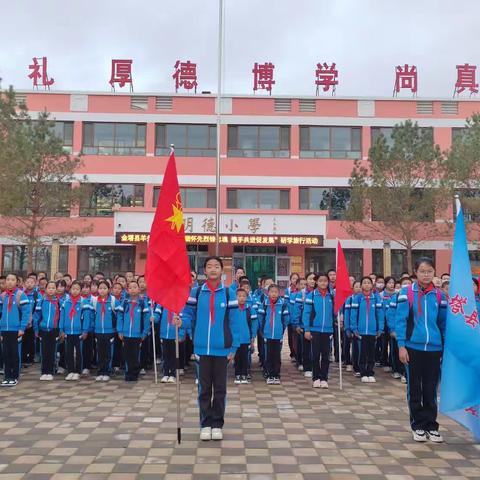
<box><xmin>0</xmin><ymin>351</ymin><xmax>479</xmax><ymax>480</ymax></box>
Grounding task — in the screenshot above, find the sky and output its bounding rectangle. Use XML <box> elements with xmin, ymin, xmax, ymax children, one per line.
<box><xmin>0</xmin><ymin>0</ymin><xmax>477</xmax><ymax>98</ymax></box>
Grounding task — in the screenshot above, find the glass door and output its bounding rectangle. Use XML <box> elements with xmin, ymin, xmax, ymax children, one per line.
<box><xmin>245</xmin><ymin>255</ymin><xmax>275</xmax><ymax>288</ymax></box>
<box><xmin>276</xmin><ymin>256</ymin><xmax>291</xmax><ymax>290</ymax></box>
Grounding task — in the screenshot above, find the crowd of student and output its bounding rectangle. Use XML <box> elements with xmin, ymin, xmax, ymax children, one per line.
<box><xmin>1</xmin><ymin>258</ymin><xmax>479</xmax><ymax>443</ymax></box>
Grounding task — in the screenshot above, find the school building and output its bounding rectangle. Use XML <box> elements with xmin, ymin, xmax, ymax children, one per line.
<box><xmin>2</xmin><ymin>90</ymin><xmax>480</xmax><ymax>286</ymax></box>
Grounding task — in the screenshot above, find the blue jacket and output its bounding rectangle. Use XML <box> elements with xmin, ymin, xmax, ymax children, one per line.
<box><xmin>302</xmin><ymin>289</ymin><xmax>335</xmax><ymax>333</ymax></box>
<box><xmin>90</xmin><ymin>295</ymin><xmax>122</xmax><ymax>334</ymax></box>
<box><xmin>343</xmin><ymin>295</ymin><xmax>355</xmax><ymax>332</ymax></box>
<box><xmin>59</xmin><ymin>294</ymin><xmax>92</xmax><ymax>335</ymax></box>
<box><xmin>117</xmin><ymin>297</ymin><xmax>150</xmax><ymax>338</ymax></box>
<box><xmin>154</xmin><ymin>304</ymin><xmax>187</xmax><ymax>340</ymax></box>
<box><xmin>23</xmin><ymin>288</ymin><xmax>40</xmax><ymax>329</ymax></box>
<box><xmin>0</xmin><ymin>289</ymin><xmax>31</xmax><ymax>332</ymax></box>
<box><xmin>292</xmin><ymin>288</ymin><xmax>315</xmax><ymax>327</ymax></box>
<box><xmin>231</xmin><ymin>305</ymin><xmax>258</xmax><ymax>345</ymax></box>
<box><xmin>396</xmin><ymin>283</ymin><xmax>447</xmax><ymax>352</ymax></box>
<box><xmin>350</xmin><ymin>292</ymin><xmax>384</xmax><ymax>336</ymax></box>
<box><xmin>34</xmin><ymin>295</ymin><xmax>62</xmax><ymax>333</ymax></box>
<box><xmin>182</xmin><ymin>283</ymin><xmax>239</xmax><ymax>356</ymax></box>
<box><xmin>229</xmin><ymin>282</ymin><xmax>239</xmax><ymax>298</ymax></box>
<box><xmin>257</xmin><ymin>297</ymin><xmax>290</xmax><ymax>340</ymax></box>
<box><xmin>386</xmin><ymin>292</ymin><xmax>399</xmax><ymax>332</ymax></box>
<box><xmin>381</xmin><ymin>291</ymin><xmax>395</xmax><ymax>331</ymax></box>
<box><xmin>283</xmin><ymin>286</ymin><xmax>299</xmax><ymax>318</ymax></box>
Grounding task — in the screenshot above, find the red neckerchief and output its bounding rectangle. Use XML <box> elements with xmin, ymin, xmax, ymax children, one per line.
<box><xmin>290</xmin><ymin>285</ymin><xmax>297</xmax><ymax>293</ymax></box>
<box><xmin>317</xmin><ymin>288</ymin><xmax>328</xmax><ymax>297</ymax></box>
<box><xmin>114</xmin><ymin>294</ymin><xmax>122</xmax><ymax>301</ymax></box>
<box><xmin>39</xmin><ymin>289</ymin><xmax>45</xmax><ymax>296</ymax></box>
<box><xmin>206</xmin><ymin>281</ymin><xmax>220</xmax><ymax>326</ymax></box>
<box><xmin>97</xmin><ymin>296</ymin><xmax>108</xmax><ymax>320</ymax></box>
<box><xmin>130</xmin><ymin>298</ymin><xmax>137</xmax><ymax>325</ymax></box>
<box><xmin>239</xmin><ymin>304</ymin><xmax>245</xmax><ymax>312</ymax></box>
<box><xmin>5</xmin><ymin>289</ymin><xmax>16</xmax><ymax>312</ymax></box>
<box><xmin>417</xmin><ymin>283</ymin><xmax>434</xmax><ymax>318</ymax></box>
<box><xmin>69</xmin><ymin>295</ymin><xmax>81</xmax><ymax>321</ymax></box>
<box><xmin>269</xmin><ymin>298</ymin><xmax>277</xmax><ymax>331</ymax></box>
<box><xmin>46</xmin><ymin>295</ymin><xmax>60</xmax><ymax>328</ymax></box>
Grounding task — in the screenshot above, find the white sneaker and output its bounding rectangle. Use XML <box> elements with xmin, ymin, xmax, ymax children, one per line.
<box><xmin>95</xmin><ymin>375</ymin><xmax>103</xmax><ymax>382</ymax></box>
<box><xmin>161</xmin><ymin>376</ymin><xmax>169</xmax><ymax>383</ymax></box>
<box><xmin>392</xmin><ymin>372</ymin><xmax>402</xmax><ymax>379</ymax></box>
<box><xmin>211</xmin><ymin>428</ymin><xmax>223</xmax><ymax>441</ymax></box>
<box><xmin>266</xmin><ymin>377</ymin><xmax>275</xmax><ymax>385</ymax></box>
<box><xmin>102</xmin><ymin>375</ymin><xmax>110</xmax><ymax>382</ymax></box>
<box><xmin>234</xmin><ymin>376</ymin><xmax>242</xmax><ymax>384</ymax></box>
<box><xmin>313</xmin><ymin>379</ymin><xmax>321</xmax><ymax>388</ymax></box>
<box><xmin>297</xmin><ymin>365</ymin><xmax>304</xmax><ymax>371</ymax></box>
<box><xmin>320</xmin><ymin>380</ymin><xmax>329</xmax><ymax>389</ymax></box>
<box><xmin>427</xmin><ymin>430</ymin><xmax>444</xmax><ymax>443</ymax></box>
<box><xmin>412</xmin><ymin>429</ymin><xmax>428</xmax><ymax>442</ymax></box>
<box><xmin>273</xmin><ymin>377</ymin><xmax>281</xmax><ymax>385</ymax></box>
<box><xmin>304</xmin><ymin>371</ymin><xmax>313</xmax><ymax>378</ymax></box>
<box><xmin>82</xmin><ymin>368</ymin><xmax>90</xmax><ymax>375</ymax></box>
<box><xmin>156</xmin><ymin>358</ymin><xmax>161</xmax><ymax>364</ymax></box>
<box><xmin>45</xmin><ymin>374</ymin><xmax>54</xmax><ymax>381</ymax></box>
<box><xmin>195</xmin><ymin>378</ymin><xmax>199</xmax><ymax>385</ymax></box>
<box><xmin>40</xmin><ymin>374</ymin><xmax>48</xmax><ymax>381</ymax></box>
<box><xmin>72</xmin><ymin>373</ymin><xmax>80</xmax><ymax>381</ymax></box>
<box><xmin>200</xmin><ymin>427</ymin><xmax>212</xmax><ymax>441</ymax></box>
<box><xmin>354</xmin><ymin>372</ymin><xmax>362</xmax><ymax>378</ymax></box>
<box><xmin>167</xmin><ymin>376</ymin><xmax>176</xmax><ymax>383</ymax></box>
<box><xmin>346</xmin><ymin>365</ymin><xmax>353</xmax><ymax>372</ymax></box>
<box><xmin>401</xmin><ymin>376</ymin><xmax>407</xmax><ymax>384</ymax></box>
<box><xmin>57</xmin><ymin>366</ymin><xmax>66</xmax><ymax>374</ymax></box>
<box><xmin>178</xmin><ymin>369</ymin><xmax>184</xmax><ymax>375</ymax></box>
<box><xmin>383</xmin><ymin>366</ymin><xmax>391</xmax><ymax>373</ymax></box>
<box><xmin>368</xmin><ymin>376</ymin><xmax>376</xmax><ymax>383</ymax></box>
<box><xmin>65</xmin><ymin>373</ymin><xmax>74</xmax><ymax>381</ymax></box>
<box><xmin>140</xmin><ymin>368</ymin><xmax>146</xmax><ymax>375</ymax></box>
<box><xmin>361</xmin><ymin>376</ymin><xmax>369</xmax><ymax>383</ymax></box>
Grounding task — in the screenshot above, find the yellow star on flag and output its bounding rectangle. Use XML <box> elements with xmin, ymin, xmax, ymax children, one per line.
<box><xmin>165</xmin><ymin>199</ymin><xmax>184</xmax><ymax>233</ymax></box>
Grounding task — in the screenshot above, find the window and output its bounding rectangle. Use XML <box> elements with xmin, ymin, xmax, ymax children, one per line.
<box><xmin>452</xmin><ymin>127</ymin><xmax>466</xmax><ymax>143</ymax></box>
<box><xmin>371</xmin><ymin>126</ymin><xmax>433</xmax><ymax>149</ymax></box>
<box><xmin>299</xmin><ymin>187</ymin><xmax>351</xmax><ymax>220</ymax></box>
<box><xmin>80</xmin><ymin>184</ymin><xmax>144</xmax><ymax>217</ymax></box>
<box><xmin>454</xmin><ymin>190</ymin><xmax>480</xmax><ymax>222</ymax></box>
<box><xmin>155</xmin><ymin>124</ymin><xmax>216</xmax><ymax>156</ymax></box>
<box><xmin>53</xmin><ymin>122</ymin><xmax>73</xmax><ymax>152</ymax></box>
<box><xmin>153</xmin><ymin>187</ymin><xmax>216</xmax><ymax>208</ymax></box>
<box><xmin>78</xmin><ymin>246</ymin><xmax>134</xmax><ymax>278</ymax></box>
<box><xmin>82</xmin><ymin>123</ymin><xmax>146</xmax><ymax>155</ymax></box>
<box><xmin>228</xmin><ymin>126</ymin><xmax>290</xmax><ymax>157</ymax></box>
<box><xmin>227</xmin><ymin>189</ymin><xmax>290</xmax><ymax>209</ymax></box>
<box><xmin>300</xmin><ymin>126</ymin><xmax>361</xmax><ymax>159</ymax></box>
<box><xmin>2</xmin><ymin>245</ymin><xmax>68</xmax><ymax>277</ymax></box>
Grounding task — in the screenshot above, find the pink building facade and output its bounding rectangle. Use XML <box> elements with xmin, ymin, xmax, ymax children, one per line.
<box><xmin>2</xmin><ymin>91</ymin><xmax>479</xmax><ymax>285</ymax></box>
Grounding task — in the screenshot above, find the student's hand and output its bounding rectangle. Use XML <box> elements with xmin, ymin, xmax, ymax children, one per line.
<box><xmin>118</xmin><ymin>333</ymin><xmax>124</xmax><ymax>341</ymax></box>
<box><xmin>81</xmin><ymin>333</ymin><xmax>88</xmax><ymax>340</ymax></box>
<box><xmin>346</xmin><ymin>330</ymin><xmax>352</xmax><ymax>338</ymax></box>
<box><xmin>354</xmin><ymin>331</ymin><xmax>360</xmax><ymax>338</ymax></box>
<box><xmin>35</xmin><ymin>332</ymin><xmax>39</xmax><ymax>338</ymax></box>
<box><xmin>173</xmin><ymin>315</ymin><xmax>182</xmax><ymax>328</ymax></box>
<box><xmin>296</xmin><ymin>327</ymin><xmax>302</xmax><ymax>334</ymax></box>
<box><xmin>399</xmin><ymin>347</ymin><xmax>409</xmax><ymax>364</ymax></box>
<box><xmin>304</xmin><ymin>331</ymin><xmax>312</xmax><ymax>341</ymax></box>
<box><xmin>150</xmin><ymin>316</ymin><xmax>155</xmax><ymax>323</ymax></box>
<box><xmin>18</xmin><ymin>330</ymin><xmax>24</xmax><ymax>338</ymax></box>
<box><xmin>60</xmin><ymin>332</ymin><xmax>65</xmax><ymax>340</ymax></box>
<box><xmin>227</xmin><ymin>352</ymin><xmax>234</xmax><ymax>362</ymax></box>
<box><xmin>250</xmin><ymin>339</ymin><xmax>255</xmax><ymax>351</ymax></box>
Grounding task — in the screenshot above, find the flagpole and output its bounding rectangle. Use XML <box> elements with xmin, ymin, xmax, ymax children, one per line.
<box><xmin>175</xmin><ymin>323</ymin><xmax>181</xmax><ymax>444</ymax></box>
<box><xmin>215</xmin><ymin>0</ymin><xmax>224</xmax><ymax>256</ymax></box>
<box><xmin>149</xmin><ymin>300</ymin><xmax>158</xmax><ymax>384</ymax></box>
<box><xmin>336</xmin><ymin>240</ymin><xmax>343</xmax><ymax>391</ymax></box>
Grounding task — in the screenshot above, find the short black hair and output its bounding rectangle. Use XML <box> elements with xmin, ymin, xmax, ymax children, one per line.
<box><xmin>239</xmin><ymin>278</ymin><xmax>250</xmax><ymax>286</ymax></box>
<box><xmin>56</xmin><ymin>279</ymin><xmax>67</xmax><ymax>288</ymax></box>
<box><xmin>360</xmin><ymin>276</ymin><xmax>374</xmax><ymax>285</ymax></box>
<box><xmin>326</xmin><ymin>269</ymin><xmax>336</xmax><ymax>275</ymax></box>
<box><xmin>95</xmin><ymin>271</ymin><xmax>105</xmax><ymax>277</ymax></box>
<box><xmin>414</xmin><ymin>257</ymin><xmax>435</xmax><ymax>271</ymax></box>
<box><xmin>268</xmin><ymin>283</ymin><xmax>280</xmax><ymax>291</ymax></box>
<box><xmin>28</xmin><ymin>272</ymin><xmax>38</xmax><ymax>279</ymax></box>
<box><xmin>316</xmin><ymin>272</ymin><xmax>329</xmax><ymax>281</ymax></box>
<box><xmin>6</xmin><ymin>273</ymin><xmax>18</xmax><ymax>280</ymax></box>
<box><xmin>70</xmin><ymin>280</ymin><xmax>82</xmax><ymax>290</ymax></box>
<box><xmin>63</xmin><ymin>273</ymin><xmax>72</xmax><ymax>280</ymax></box>
<box><xmin>238</xmin><ymin>275</ymin><xmax>249</xmax><ymax>284</ymax></box>
<box><xmin>384</xmin><ymin>276</ymin><xmax>396</xmax><ymax>285</ymax></box>
<box><xmin>472</xmin><ymin>278</ymin><xmax>479</xmax><ymax>288</ymax></box>
<box><xmin>236</xmin><ymin>288</ymin><xmax>247</xmax><ymax>295</ymax></box>
<box><xmin>204</xmin><ymin>256</ymin><xmax>224</xmax><ymax>269</ymax></box>
<box><xmin>235</xmin><ymin>266</ymin><xmax>245</xmax><ymax>274</ymax></box>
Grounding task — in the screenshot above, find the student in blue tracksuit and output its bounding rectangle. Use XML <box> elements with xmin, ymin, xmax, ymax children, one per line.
<box><xmin>229</xmin><ymin>267</ymin><xmax>246</xmax><ymax>298</ymax></box>
<box><xmin>386</xmin><ymin>277</ymin><xmax>412</xmax><ymax>383</ymax></box>
<box><xmin>292</xmin><ymin>273</ymin><xmax>316</xmax><ymax>376</ymax></box>
<box><xmin>302</xmin><ymin>272</ymin><xmax>335</xmax><ymax>389</ymax></box>
<box><xmin>0</xmin><ymin>273</ymin><xmax>30</xmax><ymax>387</ymax></box>
<box><xmin>380</xmin><ymin>276</ymin><xmax>396</xmax><ymax>373</ymax></box>
<box><xmin>154</xmin><ymin>302</ymin><xmax>185</xmax><ymax>384</ymax></box>
<box><xmin>182</xmin><ymin>256</ymin><xmax>240</xmax><ymax>442</ymax></box>
<box><xmin>34</xmin><ymin>281</ymin><xmax>62</xmax><ymax>380</ymax></box>
<box><xmin>473</xmin><ymin>278</ymin><xmax>480</xmax><ymax>312</ymax></box>
<box><xmin>284</xmin><ymin>272</ymin><xmax>300</xmax><ymax>361</ymax></box>
<box><xmin>344</xmin><ymin>280</ymin><xmax>362</xmax><ymax>376</ymax></box>
<box><xmin>253</xmin><ymin>276</ymin><xmax>274</xmax><ymax>374</ymax></box>
<box><xmin>22</xmin><ymin>275</ymin><xmax>39</xmax><ymax>366</ymax></box>
<box><xmin>396</xmin><ymin>258</ymin><xmax>447</xmax><ymax>443</ymax></box>
<box><xmin>59</xmin><ymin>281</ymin><xmax>92</xmax><ymax>381</ymax></box>
<box><xmin>91</xmin><ymin>280</ymin><xmax>123</xmax><ymax>382</ymax></box>
<box><xmin>350</xmin><ymin>276</ymin><xmax>384</xmax><ymax>383</ymax></box>
<box><xmin>231</xmin><ymin>287</ymin><xmax>258</xmax><ymax>384</ymax></box>
<box><xmin>256</xmin><ymin>284</ymin><xmax>290</xmax><ymax>385</ymax></box>
<box><xmin>117</xmin><ymin>281</ymin><xmax>150</xmax><ymax>382</ymax></box>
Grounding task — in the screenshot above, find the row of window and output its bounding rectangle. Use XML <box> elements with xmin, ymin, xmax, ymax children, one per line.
<box><xmin>50</xmin><ymin>122</ymin><xmax>463</xmax><ymax>158</ymax></box>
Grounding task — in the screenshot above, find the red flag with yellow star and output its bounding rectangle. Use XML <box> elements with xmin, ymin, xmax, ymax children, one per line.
<box><xmin>146</xmin><ymin>152</ymin><xmax>191</xmax><ymax>313</ymax></box>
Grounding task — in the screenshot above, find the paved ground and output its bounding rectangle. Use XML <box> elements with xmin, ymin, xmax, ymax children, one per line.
<box><xmin>0</xmin><ymin>351</ymin><xmax>479</xmax><ymax>480</ymax></box>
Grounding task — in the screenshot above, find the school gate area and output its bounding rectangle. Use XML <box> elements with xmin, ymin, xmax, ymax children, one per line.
<box><xmin>0</xmin><ymin>348</ymin><xmax>478</xmax><ymax>479</ymax></box>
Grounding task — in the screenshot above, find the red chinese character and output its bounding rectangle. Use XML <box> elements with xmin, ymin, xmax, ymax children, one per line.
<box><xmin>464</xmin><ymin>309</ymin><xmax>479</xmax><ymax>328</ymax></box>
<box><xmin>252</xmin><ymin>62</ymin><xmax>275</xmax><ymax>94</ymax></box>
<box><xmin>173</xmin><ymin>60</ymin><xmax>198</xmax><ymax>93</ymax></box>
<box><xmin>315</xmin><ymin>62</ymin><xmax>338</xmax><ymax>94</ymax></box>
<box><xmin>455</xmin><ymin>64</ymin><xmax>478</xmax><ymax>96</ymax></box>
<box><xmin>109</xmin><ymin>59</ymin><xmax>133</xmax><ymax>91</ymax></box>
<box><xmin>28</xmin><ymin>57</ymin><xmax>54</xmax><ymax>89</ymax></box>
<box><xmin>449</xmin><ymin>294</ymin><xmax>468</xmax><ymax>315</ymax></box>
<box><xmin>465</xmin><ymin>406</ymin><xmax>479</xmax><ymax>418</ymax></box>
<box><xmin>393</xmin><ymin>64</ymin><xmax>418</xmax><ymax>96</ymax></box>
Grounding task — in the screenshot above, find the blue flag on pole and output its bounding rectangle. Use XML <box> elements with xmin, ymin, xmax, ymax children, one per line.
<box><xmin>439</xmin><ymin>201</ymin><xmax>480</xmax><ymax>441</ymax></box>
